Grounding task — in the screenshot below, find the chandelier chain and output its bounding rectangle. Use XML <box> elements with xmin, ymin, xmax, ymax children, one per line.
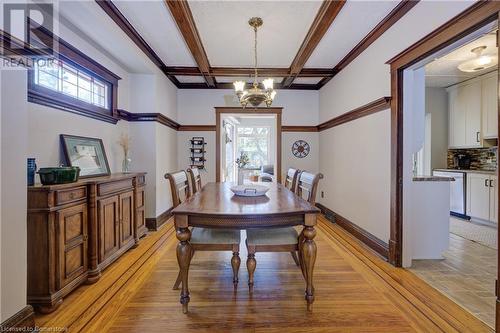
<box><xmin>254</xmin><ymin>25</ymin><xmax>258</xmax><ymax>87</ymax></box>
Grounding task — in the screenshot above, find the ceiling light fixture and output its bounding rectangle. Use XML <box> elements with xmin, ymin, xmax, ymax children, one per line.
<box><xmin>233</xmin><ymin>17</ymin><xmax>276</xmax><ymax>108</ymax></box>
<box><xmin>457</xmin><ymin>45</ymin><xmax>497</xmax><ymax>73</ymax></box>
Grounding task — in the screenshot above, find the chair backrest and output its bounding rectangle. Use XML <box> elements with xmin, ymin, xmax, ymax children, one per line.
<box><xmin>165</xmin><ymin>170</ymin><xmax>190</xmax><ymax>208</ymax></box>
<box><xmin>284</xmin><ymin>168</ymin><xmax>300</xmax><ymax>193</ymax></box>
<box><xmin>187</xmin><ymin>168</ymin><xmax>202</xmax><ymax>194</ymax></box>
<box><xmin>296</xmin><ymin>171</ymin><xmax>324</xmax><ymax>205</ymax></box>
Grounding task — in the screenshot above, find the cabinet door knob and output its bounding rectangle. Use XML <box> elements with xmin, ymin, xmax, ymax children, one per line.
<box><xmin>490</xmin><ymin>179</ymin><xmax>494</xmax><ymax>187</ymax></box>
<box><xmin>485</xmin><ymin>179</ymin><xmax>489</xmax><ymax>187</ymax></box>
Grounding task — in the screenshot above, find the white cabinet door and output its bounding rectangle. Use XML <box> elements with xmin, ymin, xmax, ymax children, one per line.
<box><xmin>489</xmin><ymin>175</ymin><xmax>498</xmax><ymax>223</ymax></box>
<box><xmin>482</xmin><ymin>74</ymin><xmax>498</xmax><ymax>139</ymax></box>
<box><xmin>464</xmin><ymin>81</ymin><xmax>482</xmax><ymax>147</ymax></box>
<box><xmin>467</xmin><ymin>173</ymin><xmax>491</xmax><ymax>220</ymax></box>
<box><xmin>448</xmin><ymin>87</ymin><xmax>466</xmax><ymax>148</ymax></box>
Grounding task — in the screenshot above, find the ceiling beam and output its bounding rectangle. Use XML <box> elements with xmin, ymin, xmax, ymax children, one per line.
<box><xmin>282</xmin><ymin>0</ymin><xmax>346</xmax><ymax>87</ymax></box>
<box><xmin>165</xmin><ymin>0</ymin><xmax>215</xmax><ymax>87</ymax></box>
<box><xmin>317</xmin><ymin>0</ymin><xmax>419</xmax><ymax>89</ymax></box>
<box><xmin>95</xmin><ymin>0</ymin><xmax>179</xmax><ymax>87</ymax></box>
<box><xmin>178</xmin><ymin>82</ymin><xmax>319</xmax><ymax>90</ymax></box>
<box><xmin>165</xmin><ymin>66</ymin><xmax>334</xmax><ymax>78</ymax></box>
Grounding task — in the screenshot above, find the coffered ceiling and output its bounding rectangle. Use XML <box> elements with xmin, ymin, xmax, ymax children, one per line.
<box><xmin>59</xmin><ymin>0</ymin><xmax>419</xmax><ymax>90</ymax></box>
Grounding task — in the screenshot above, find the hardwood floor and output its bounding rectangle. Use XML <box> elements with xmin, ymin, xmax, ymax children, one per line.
<box><xmin>410</xmin><ymin>232</ymin><xmax>497</xmax><ymax>327</ymax></box>
<box><xmin>35</xmin><ymin>216</ymin><xmax>493</xmax><ymax>332</ymax></box>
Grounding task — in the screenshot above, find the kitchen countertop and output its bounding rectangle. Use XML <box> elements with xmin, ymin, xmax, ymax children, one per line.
<box><xmin>413</xmin><ymin>176</ymin><xmax>455</xmax><ymax>182</ymax></box>
<box><xmin>433</xmin><ymin>168</ymin><xmax>497</xmax><ymax>175</ymax></box>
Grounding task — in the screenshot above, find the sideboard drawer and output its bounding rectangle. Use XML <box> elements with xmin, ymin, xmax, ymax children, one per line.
<box><xmin>56</xmin><ymin>187</ymin><xmax>87</xmax><ymax>206</ymax></box>
<box><xmin>98</xmin><ymin>179</ymin><xmax>133</xmax><ymax>197</ymax></box>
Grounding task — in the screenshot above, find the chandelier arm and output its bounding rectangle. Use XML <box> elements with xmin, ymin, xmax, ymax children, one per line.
<box><xmin>254</xmin><ymin>25</ymin><xmax>258</xmax><ymax>88</ymax></box>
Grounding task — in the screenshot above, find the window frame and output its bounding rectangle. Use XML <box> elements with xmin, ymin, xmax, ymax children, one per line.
<box><xmin>27</xmin><ymin>25</ymin><xmax>120</xmax><ymax>124</ymax></box>
<box><xmin>235</xmin><ymin>125</ymin><xmax>271</xmax><ymax>169</ymax></box>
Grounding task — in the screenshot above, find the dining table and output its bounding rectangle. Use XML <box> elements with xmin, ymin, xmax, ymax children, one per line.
<box><xmin>171</xmin><ymin>182</ymin><xmax>320</xmax><ymax>313</ymax></box>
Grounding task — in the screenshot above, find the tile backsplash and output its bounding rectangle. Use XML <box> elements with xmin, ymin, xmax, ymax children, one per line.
<box><xmin>447</xmin><ymin>147</ymin><xmax>497</xmax><ymax>171</ymax></box>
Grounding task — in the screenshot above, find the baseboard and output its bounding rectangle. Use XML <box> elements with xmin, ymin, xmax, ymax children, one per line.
<box><xmin>0</xmin><ymin>305</ymin><xmax>36</xmax><ymax>332</ymax></box>
<box><xmin>146</xmin><ymin>208</ymin><xmax>172</xmax><ymax>231</ymax></box>
<box><xmin>316</xmin><ymin>203</ymin><xmax>389</xmax><ymax>259</ymax></box>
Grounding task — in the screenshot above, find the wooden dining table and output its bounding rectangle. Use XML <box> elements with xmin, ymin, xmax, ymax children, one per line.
<box><xmin>171</xmin><ymin>182</ymin><xmax>320</xmax><ymax>313</ymax></box>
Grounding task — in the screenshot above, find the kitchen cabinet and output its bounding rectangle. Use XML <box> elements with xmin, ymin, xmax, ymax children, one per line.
<box><xmin>448</xmin><ymin>71</ymin><xmax>498</xmax><ymax>148</ymax></box>
<box><xmin>466</xmin><ymin>172</ymin><xmax>497</xmax><ymax>223</ymax></box>
<box><xmin>482</xmin><ymin>73</ymin><xmax>498</xmax><ymax>139</ymax></box>
<box><xmin>448</xmin><ymin>80</ymin><xmax>482</xmax><ymax>148</ymax></box>
<box><xmin>27</xmin><ymin>173</ymin><xmax>146</xmax><ymax>313</ymax></box>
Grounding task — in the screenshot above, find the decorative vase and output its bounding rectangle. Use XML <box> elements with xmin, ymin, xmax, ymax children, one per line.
<box><xmin>122</xmin><ymin>154</ymin><xmax>131</xmax><ymax>173</ymax></box>
<box><xmin>237</xmin><ymin>168</ymin><xmax>244</xmax><ymax>185</ymax></box>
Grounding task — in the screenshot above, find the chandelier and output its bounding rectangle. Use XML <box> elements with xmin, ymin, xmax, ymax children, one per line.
<box><xmin>233</xmin><ymin>17</ymin><xmax>276</xmax><ymax>108</ymax></box>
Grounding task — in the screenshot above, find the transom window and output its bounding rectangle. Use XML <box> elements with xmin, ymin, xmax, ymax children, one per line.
<box><xmin>34</xmin><ymin>60</ymin><xmax>109</xmax><ymax>109</ymax></box>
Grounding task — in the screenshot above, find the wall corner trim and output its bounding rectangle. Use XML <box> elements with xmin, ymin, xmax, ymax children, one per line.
<box><xmin>0</xmin><ymin>306</ymin><xmax>36</xmax><ymax>332</ymax></box>
<box><xmin>316</xmin><ymin>203</ymin><xmax>389</xmax><ymax>259</ymax></box>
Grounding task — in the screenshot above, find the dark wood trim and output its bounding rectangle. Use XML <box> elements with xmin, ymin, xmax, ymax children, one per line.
<box><xmin>0</xmin><ymin>305</ymin><xmax>36</xmax><ymax>332</ymax></box>
<box><xmin>177</xmin><ymin>82</ymin><xmax>319</xmax><ymax>90</ymax></box>
<box><xmin>386</xmin><ymin>1</ymin><xmax>500</xmax><ymax>268</ymax></box>
<box><xmin>167</xmin><ymin>66</ymin><xmax>334</xmax><ymax>78</ymax></box>
<box><xmin>117</xmin><ymin>109</ymin><xmax>180</xmax><ymax>130</ymax></box>
<box><xmin>316</xmin><ymin>203</ymin><xmax>388</xmax><ymax>259</ymax></box>
<box><xmin>165</xmin><ymin>0</ymin><xmax>215</xmax><ymax>87</ymax></box>
<box><xmin>178</xmin><ymin>125</ymin><xmax>216</xmax><ymax>131</ymax></box>
<box><xmin>318</xmin><ymin>97</ymin><xmax>391</xmax><ymax>131</ymax></box>
<box><xmin>317</xmin><ymin>0</ymin><xmax>419</xmax><ymax>89</ymax></box>
<box><xmin>282</xmin><ymin>125</ymin><xmax>319</xmax><ymax>132</ymax></box>
<box><xmin>146</xmin><ymin>208</ymin><xmax>173</xmax><ymax>231</ymax></box>
<box><xmin>283</xmin><ymin>0</ymin><xmax>346</xmax><ymax>87</ymax></box>
<box><xmin>215</xmin><ymin>107</ymin><xmax>282</xmax><ymax>183</ymax></box>
<box><xmin>95</xmin><ymin>0</ymin><xmax>179</xmax><ymax>87</ymax></box>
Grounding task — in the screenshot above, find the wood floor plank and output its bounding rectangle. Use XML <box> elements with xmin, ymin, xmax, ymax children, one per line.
<box><xmin>34</xmin><ymin>216</ymin><xmax>493</xmax><ymax>333</ymax></box>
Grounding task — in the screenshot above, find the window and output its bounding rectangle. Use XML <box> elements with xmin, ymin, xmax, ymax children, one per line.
<box><xmin>27</xmin><ymin>27</ymin><xmax>120</xmax><ymax>123</ymax></box>
<box><xmin>236</xmin><ymin>126</ymin><xmax>270</xmax><ymax>168</ymax></box>
<box><xmin>34</xmin><ymin>60</ymin><xmax>109</xmax><ymax>109</ymax></box>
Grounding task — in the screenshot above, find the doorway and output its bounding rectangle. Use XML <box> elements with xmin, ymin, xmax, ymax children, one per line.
<box><xmin>215</xmin><ymin>107</ymin><xmax>282</xmax><ymax>183</ymax></box>
<box><xmin>388</xmin><ymin>5</ymin><xmax>499</xmax><ymax>329</ymax></box>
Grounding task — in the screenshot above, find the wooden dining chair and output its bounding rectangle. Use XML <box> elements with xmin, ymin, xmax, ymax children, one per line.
<box><xmin>187</xmin><ymin>167</ymin><xmax>202</xmax><ymax>194</ymax></box>
<box><xmin>245</xmin><ymin>171</ymin><xmax>324</xmax><ymax>292</ymax></box>
<box><xmin>166</xmin><ymin>170</ymin><xmax>241</xmax><ymax>290</ymax></box>
<box><xmin>284</xmin><ymin>168</ymin><xmax>300</xmax><ymax>193</ymax></box>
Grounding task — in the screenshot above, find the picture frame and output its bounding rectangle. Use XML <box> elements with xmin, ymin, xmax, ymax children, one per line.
<box><xmin>60</xmin><ymin>134</ymin><xmax>110</xmax><ymax>178</ymax></box>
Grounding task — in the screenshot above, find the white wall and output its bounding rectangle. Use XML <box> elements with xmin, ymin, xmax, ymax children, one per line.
<box><xmin>425</xmin><ymin>87</ymin><xmax>448</xmax><ymax>169</ymax></box>
<box><xmin>1</xmin><ymin>68</ymin><xmax>28</xmax><ymax>321</ymax></box>
<box><xmin>176</xmin><ymin>89</ymin><xmax>320</xmax><ymax>182</ymax></box>
<box><xmin>318</xmin><ymin>1</ymin><xmax>474</xmax><ymax>243</ymax></box>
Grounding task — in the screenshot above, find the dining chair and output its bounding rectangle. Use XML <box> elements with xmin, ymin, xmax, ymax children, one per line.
<box><xmin>245</xmin><ymin>171</ymin><xmax>324</xmax><ymax>292</ymax></box>
<box><xmin>166</xmin><ymin>170</ymin><xmax>241</xmax><ymax>290</ymax></box>
<box><xmin>187</xmin><ymin>167</ymin><xmax>202</xmax><ymax>193</ymax></box>
<box><xmin>284</xmin><ymin>168</ymin><xmax>300</xmax><ymax>193</ymax></box>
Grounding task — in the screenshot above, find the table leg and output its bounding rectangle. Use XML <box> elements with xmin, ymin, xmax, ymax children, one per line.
<box><xmin>176</xmin><ymin>227</ymin><xmax>193</xmax><ymax>314</ymax></box>
<box><xmin>301</xmin><ymin>226</ymin><xmax>317</xmax><ymax>311</ymax></box>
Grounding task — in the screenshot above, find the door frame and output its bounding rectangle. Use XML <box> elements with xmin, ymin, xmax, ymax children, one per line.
<box><xmin>386</xmin><ymin>1</ymin><xmax>500</xmax><ymax>329</ymax></box>
<box><xmin>215</xmin><ymin>107</ymin><xmax>282</xmax><ymax>183</ymax></box>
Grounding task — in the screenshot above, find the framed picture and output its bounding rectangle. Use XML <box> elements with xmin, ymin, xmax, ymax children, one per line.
<box><xmin>60</xmin><ymin>134</ymin><xmax>110</xmax><ymax>178</ymax></box>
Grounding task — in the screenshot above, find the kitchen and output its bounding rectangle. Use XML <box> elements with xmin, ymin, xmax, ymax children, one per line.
<box><xmin>409</xmin><ymin>28</ymin><xmax>498</xmax><ymax>327</ymax></box>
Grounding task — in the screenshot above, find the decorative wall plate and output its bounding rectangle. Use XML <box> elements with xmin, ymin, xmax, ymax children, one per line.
<box><xmin>292</xmin><ymin>140</ymin><xmax>310</xmax><ymax>158</ymax></box>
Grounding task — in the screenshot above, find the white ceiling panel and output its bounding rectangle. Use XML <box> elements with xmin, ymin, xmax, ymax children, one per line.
<box><xmin>305</xmin><ymin>0</ymin><xmax>399</xmax><ymax>68</ymax></box>
<box><xmin>113</xmin><ymin>0</ymin><xmax>196</xmax><ymax>67</ymax></box>
<box><xmin>293</xmin><ymin>77</ymin><xmax>323</xmax><ymax>84</ymax></box>
<box><xmin>425</xmin><ymin>32</ymin><xmax>498</xmax><ymax>88</ymax></box>
<box><xmin>176</xmin><ymin>76</ymin><xmax>206</xmax><ymax>83</ymax></box>
<box><xmin>189</xmin><ymin>0</ymin><xmax>323</xmax><ymax>67</ymax></box>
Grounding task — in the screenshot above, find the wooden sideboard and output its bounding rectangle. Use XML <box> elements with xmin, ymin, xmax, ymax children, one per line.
<box><xmin>27</xmin><ymin>173</ymin><xmax>147</xmax><ymax>313</ymax></box>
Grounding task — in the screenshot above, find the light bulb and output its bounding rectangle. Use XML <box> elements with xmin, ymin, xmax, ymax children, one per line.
<box><xmin>233</xmin><ymin>81</ymin><xmax>245</xmax><ymax>92</ymax></box>
<box><xmin>477</xmin><ymin>55</ymin><xmax>492</xmax><ymax>66</ymax></box>
<box><xmin>263</xmin><ymin>78</ymin><xmax>274</xmax><ymax>90</ymax></box>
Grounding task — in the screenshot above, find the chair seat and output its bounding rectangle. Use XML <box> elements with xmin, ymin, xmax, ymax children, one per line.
<box><xmin>246</xmin><ymin>227</ymin><xmax>299</xmax><ymax>246</ymax></box>
<box><xmin>191</xmin><ymin>227</ymin><xmax>241</xmax><ymax>245</ymax></box>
